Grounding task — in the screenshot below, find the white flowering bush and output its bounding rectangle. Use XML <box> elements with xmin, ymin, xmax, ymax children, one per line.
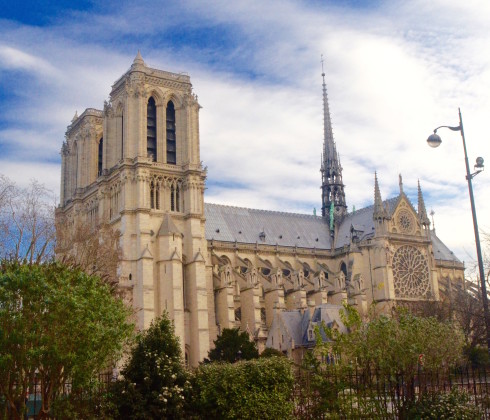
<box><xmin>406</xmin><ymin>389</ymin><xmax>481</xmax><ymax>419</ymax></box>
<box><xmin>107</xmin><ymin>313</ymin><xmax>190</xmax><ymax>419</ymax></box>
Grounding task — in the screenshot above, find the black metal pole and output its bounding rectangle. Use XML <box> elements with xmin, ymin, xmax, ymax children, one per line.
<box><xmin>458</xmin><ymin>108</ymin><xmax>490</xmax><ymax>354</ymax></box>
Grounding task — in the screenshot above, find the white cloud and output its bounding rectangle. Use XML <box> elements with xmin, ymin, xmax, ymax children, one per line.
<box><xmin>1</xmin><ymin>0</ymin><xmax>490</xmax><ymax>268</ymax></box>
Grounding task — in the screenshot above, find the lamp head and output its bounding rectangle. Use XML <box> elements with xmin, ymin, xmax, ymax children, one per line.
<box><xmin>427</xmin><ymin>131</ymin><xmax>442</xmax><ymax>148</ymax></box>
<box><xmin>475</xmin><ymin>156</ymin><xmax>484</xmax><ymax>170</ymax></box>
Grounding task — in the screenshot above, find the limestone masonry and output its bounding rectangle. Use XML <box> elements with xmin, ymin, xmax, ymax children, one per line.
<box><xmin>56</xmin><ymin>53</ymin><xmax>464</xmax><ymax>366</ymax></box>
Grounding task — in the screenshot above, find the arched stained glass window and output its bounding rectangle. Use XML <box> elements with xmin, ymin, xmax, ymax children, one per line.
<box><xmin>166</xmin><ymin>101</ymin><xmax>176</xmax><ymax>164</ymax></box>
<box><xmin>147</xmin><ymin>97</ymin><xmax>157</xmax><ymax>161</ymax></box>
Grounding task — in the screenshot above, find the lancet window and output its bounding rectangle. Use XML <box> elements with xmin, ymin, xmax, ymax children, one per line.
<box><xmin>97</xmin><ymin>137</ymin><xmax>103</xmax><ymax>176</ymax></box>
<box><xmin>147</xmin><ymin>97</ymin><xmax>157</xmax><ymax>161</ymax></box>
<box><xmin>109</xmin><ymin>184</ymin><xmax>121</xmax><ymax>220</ymax></box>
<box><xmin>170</xmin><ymin>183</ymin><xmax>180</xmax><ymax>212</ymax></box>
<box><xmin>150</xmin><ymin>181</ymin><xmax>160</xmax><ymax>210</ymax></box>
<box><xmin>166</xmin><ymin>101</ymin><xmax>176</xmax><ymax>164</ymax></box>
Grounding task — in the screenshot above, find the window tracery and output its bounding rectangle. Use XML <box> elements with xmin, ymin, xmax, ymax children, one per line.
<box><xmin>396</xmin><ymin>209</ymin><xmax>415</xmax><ymax>234</ymax></box>
<box><xmin>150</xmin><ymin>180</ymin><xmax>160</xmax><ymax>210</ymax></box>
<box><xmin>392</xmin><ymin>245</ymin><xmax>431</xmax><ymax>299</ymax></box>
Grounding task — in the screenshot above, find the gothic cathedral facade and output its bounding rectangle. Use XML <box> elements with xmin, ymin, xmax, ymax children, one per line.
<box><xmin>56</xmin><ymin>53</ymin><xmax>465</xmax><ymax>366</ymax></box>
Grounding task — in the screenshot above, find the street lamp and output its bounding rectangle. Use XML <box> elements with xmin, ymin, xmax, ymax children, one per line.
<box><xmin>427</xmin><ymin>108</ymin><xmax>490</xmax><ymax>353</ymax></box>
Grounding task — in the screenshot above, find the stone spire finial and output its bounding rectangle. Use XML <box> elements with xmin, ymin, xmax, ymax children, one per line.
<box><xmin>132</xmin><ymin>50</ymin><xmax>145</xmax><ymax>67</ymax></box>
<box><xmin>320</xmin><ymin>55</ymin><xmax>346</xmax><ymax>221</ymax></box>
<box><xmin>71</xmin><ymin>111</ymin><xmax>78</xmax><ymax>123</ymax></box>
<box><xmin>373</xmin><ymin>172</ymin><xmax>387</xmax><ymax>220</ymax></box>
<box><xmin>399</xmin><ymin>174</ymin><xmax>403</xmax><ymax>194</ymax></box>
<box><xmin>417</xmin><ymin>180</ymin><xmax>430</xmax><ymax>226</ymax></box>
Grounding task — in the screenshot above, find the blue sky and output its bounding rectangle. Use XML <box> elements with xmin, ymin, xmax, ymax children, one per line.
<box><xmin>1</xmin><ymin>0</ymin><xmax>490</xmax><ymax>268</ymax></box>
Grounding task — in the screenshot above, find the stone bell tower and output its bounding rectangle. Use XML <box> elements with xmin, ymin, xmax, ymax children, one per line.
<box><xmin>59</xmin><ymin>52</ymin><xmax>210</xmax><ymax>366</ymax></box>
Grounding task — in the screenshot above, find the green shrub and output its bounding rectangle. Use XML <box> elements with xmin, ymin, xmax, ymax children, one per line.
<box><xmin>206</xmin><ymin>328</ymin><xmax>259</xmax><ymax>363</ymax></box>
<box><xmin>406</xmin><ymin>389</ymin><xmax>481</xmax><ymax>419</ymax></box>
<box><xmin>108</xmin><ymin>313</ymin><xmax>189</xmax><ymax>419</ymax></box>
<box><xmin>260</xmin><ymin>347</ymin><xmax>286</xmax><ymax>358</ymax></box>
<box><xmin>191</xmin><ymin>357</ymin><xmax>294</xmax><ymax>419</ymax></box>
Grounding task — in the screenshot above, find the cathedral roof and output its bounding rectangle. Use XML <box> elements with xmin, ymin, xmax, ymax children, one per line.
<box><xmin>204</xmin><ymin>203</ymin><xmax>332</xmax><ymax>249</ymax></box>
<box><xmin>430</xmin><ymin>230</ymin><xmax>461</xmax><ymax>263</ymax></box>
<box><xmin>204</xmin><ymin>199</ymin><xmax>460</xmax><ymax>263</ymax></box>
<box><xmin>335</xmin><ymin>197</ymin><xmax>399</xmax><ymax>248</ymax></box>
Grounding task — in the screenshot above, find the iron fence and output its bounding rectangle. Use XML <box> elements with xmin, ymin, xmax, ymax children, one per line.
<box><xmin>293</xmin><ymin>365</ymin><xmax>490</xmax><ymax>419</ymax></box>
<box><xmin>1</xmin><ymin>373</ymin><xmax>113</xmax><ymax>419</ymax></box>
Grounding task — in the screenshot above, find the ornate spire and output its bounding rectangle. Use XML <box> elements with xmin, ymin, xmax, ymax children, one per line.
<box><xmin>417</xmin><ymin>180</ymin><xmax>430</xmax><ymax>226</ymax></box>
<box><xmin>320</xmin><ymin>55</ymin><xmax>346</xmax><ymax>220</ymax></box>
<box><xmin>373</xmin><ymin>172</ymin><xmax>387</xmax><ymax>220</ymax></box>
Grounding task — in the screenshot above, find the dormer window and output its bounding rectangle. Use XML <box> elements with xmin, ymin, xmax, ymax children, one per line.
<box><xmin>147</xmin><ymin>97</ymin><xmax>157</xmax><ymax>161</ymax></box>
<box><xmin>166</xmin><ymin>101</ymin><xmax>176</xmax><ymax>164</ymax></box>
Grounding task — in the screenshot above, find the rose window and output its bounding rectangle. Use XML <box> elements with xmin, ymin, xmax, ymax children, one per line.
<box><xmin>392</xmin><ymin>245</ymin><xmax>431</xmax><ymax>299</ymax></box>
<box><xmin>396</xmin><ymin>209</ymin><xmax>415</xmax><ymax>234</ymax></box>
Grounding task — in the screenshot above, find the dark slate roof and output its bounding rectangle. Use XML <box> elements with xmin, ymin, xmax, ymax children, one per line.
<box><xmin>281</xmin><ymin>310</ymin><xmax>309</xmax><ymax>345</ymax></box>
<box><xmin>204</xmin><ymin>197</ymin><xmax>460</xmax><ymax>264</ymax></box>
<box><xmin>204</xmin><ymin>203</ymin><xmax>332</xmax><ymax>249</ymax></box>
<box><xmin>335</xmin><ymin>197</ymin><xmax>399</xmax><ymax>248</ymax></box>
<box><xmin>273</xmin><ymin>304</ymin><xmax>346</xmax><ymax>348</ymax></box>
<box><xmin>430</xmin><ymin>230</ymin><xmax>461</xmax><ymax>263</ymax></box>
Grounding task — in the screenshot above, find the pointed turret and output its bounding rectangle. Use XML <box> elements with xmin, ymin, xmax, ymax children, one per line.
<box><xmin>320</xmin><ymin>57</ymin><xmax>347</xmax><ymax>221</ymax></box>
<box><xmin>373</xmin><ymin>172</ymin><xmax>387</xmax><ymax>220</ymax></box>
<box><xmin>132</xmin><ymin>50</ymin><xmax>146</xmax><ymax>68</ymax></box>
<box><xmin>417</xmin><ymin>180</ymin><xmax>430</xmax><ymax>227</ymax></box>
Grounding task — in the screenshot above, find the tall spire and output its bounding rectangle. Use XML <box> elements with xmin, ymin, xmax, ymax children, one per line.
<box><xmin>320</xmin><ymin>55</ymin><xmax>347</xmax><ymax>220</ymax></box>
<box><xmin>417</xmin><ymin>180</ymin><xmax>430</xmax><ymax>226</ymax></box>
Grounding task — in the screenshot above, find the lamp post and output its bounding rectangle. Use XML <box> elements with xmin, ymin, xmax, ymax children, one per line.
<box><xmin>427</xmin><ymin>108</ymin><xmax>490</xmax><ymax>353</ymax></box>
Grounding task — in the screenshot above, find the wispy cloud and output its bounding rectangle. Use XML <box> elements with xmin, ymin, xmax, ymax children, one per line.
<box><xmin>1</xmin><ymin>0</ymin><xmax>490</xmax><ymax>266</ymax></box>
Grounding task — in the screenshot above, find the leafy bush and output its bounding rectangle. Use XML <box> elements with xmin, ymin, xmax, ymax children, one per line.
<box><xmin>108</xmin><ymin>313</ymin><xmax>189</xmax><ymax>419</ymax></box>
<box><xmin>206</xmin><ymin>328</ymin><xmax>259</xmax><ymax>363</ymax></box>
<box><xmin>191</xmin><ymin>357</ymin><xmax>294</xmax><ymax>419</ymax></box>
<box><xmin>465</xmin><ymin>345</ymin><xmax>489</xmax><ymax>369</ymax></box>
<box><xmin>260</xmin><ymin>347</ymin><xmax>286</xmax><ymax>358</ymax></box>
<box><xmin>406</xmin><ymin>389</ymin><xmax>481</xmax><ymax>419</ymax></box>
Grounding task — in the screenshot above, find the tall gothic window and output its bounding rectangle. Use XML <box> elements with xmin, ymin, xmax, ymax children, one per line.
<box><xmin>166</xmin><ymin>101</ymin><xmax>176</xmax><ymax>164</ymax></box>
<box><xmin>170</xmin><ymin>184</ymin><xmax>180</xmax><ymax>212</ymax></box>
<box><xmin>150</xmin><ymin>181</ymin><xmax>160</xmax><ymax>210</ymax></box>
<box><xmin>147</xmin><ymin>97</ymin><xmax>157</xmax><ymax>161</ymax></box>
<box><xmin>170</xmin><ymin>185</ymin><xmax>175</xmax><ymax>211</ymax></box>
<box><xmin>97</xmin><ymin>137</ymin><xmax>103</xmax><ymax>176</ymax></box>
<box><xmin>175</xmin><ymin>185</ymin><xmax>180</xmax><ymax>211</ymax></box>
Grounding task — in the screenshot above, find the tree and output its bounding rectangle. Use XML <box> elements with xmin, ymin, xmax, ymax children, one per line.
<box><xmin>0</xmin><ymin>176</ymin><xmax>55</xmax><ymax>263</ymax></box>
<box><xmin>317</xmin><ymin>305</ymin><xmax>464</xmax><ymax>375</ymax></box>
<box><xmin>55</xmin><ymin>217</ymin><xmax>121</xmax><ymax>290</ymax></box>
<box><xmin>0</xmin><ymin>261</ymin><xmax>133</xmax><ymax>420</ymax></box>
<box><xmin>109</xmin><ymin>314</ymin><xmax>189</xmax><ymax>419</ymax></box>
<box><xmin>304</xmin><ymin>305</ymin><xmax>465</xmax><ymax>418</ymax></box>
<box><xmin>206</xmin><ymin>328</ymin><xmax>259</xmax><ymax>363</ymax></box>
<box><xmin>406</xmin><ymin>281</ymin><xmax>488</xmax><ymax>366</ymax></box>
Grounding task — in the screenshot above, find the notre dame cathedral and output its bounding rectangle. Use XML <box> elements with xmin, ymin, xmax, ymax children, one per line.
<box><xmin>56</xmin><ymin>53</ymin><xmax>464</xmax><ymax>366</ymax></box>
